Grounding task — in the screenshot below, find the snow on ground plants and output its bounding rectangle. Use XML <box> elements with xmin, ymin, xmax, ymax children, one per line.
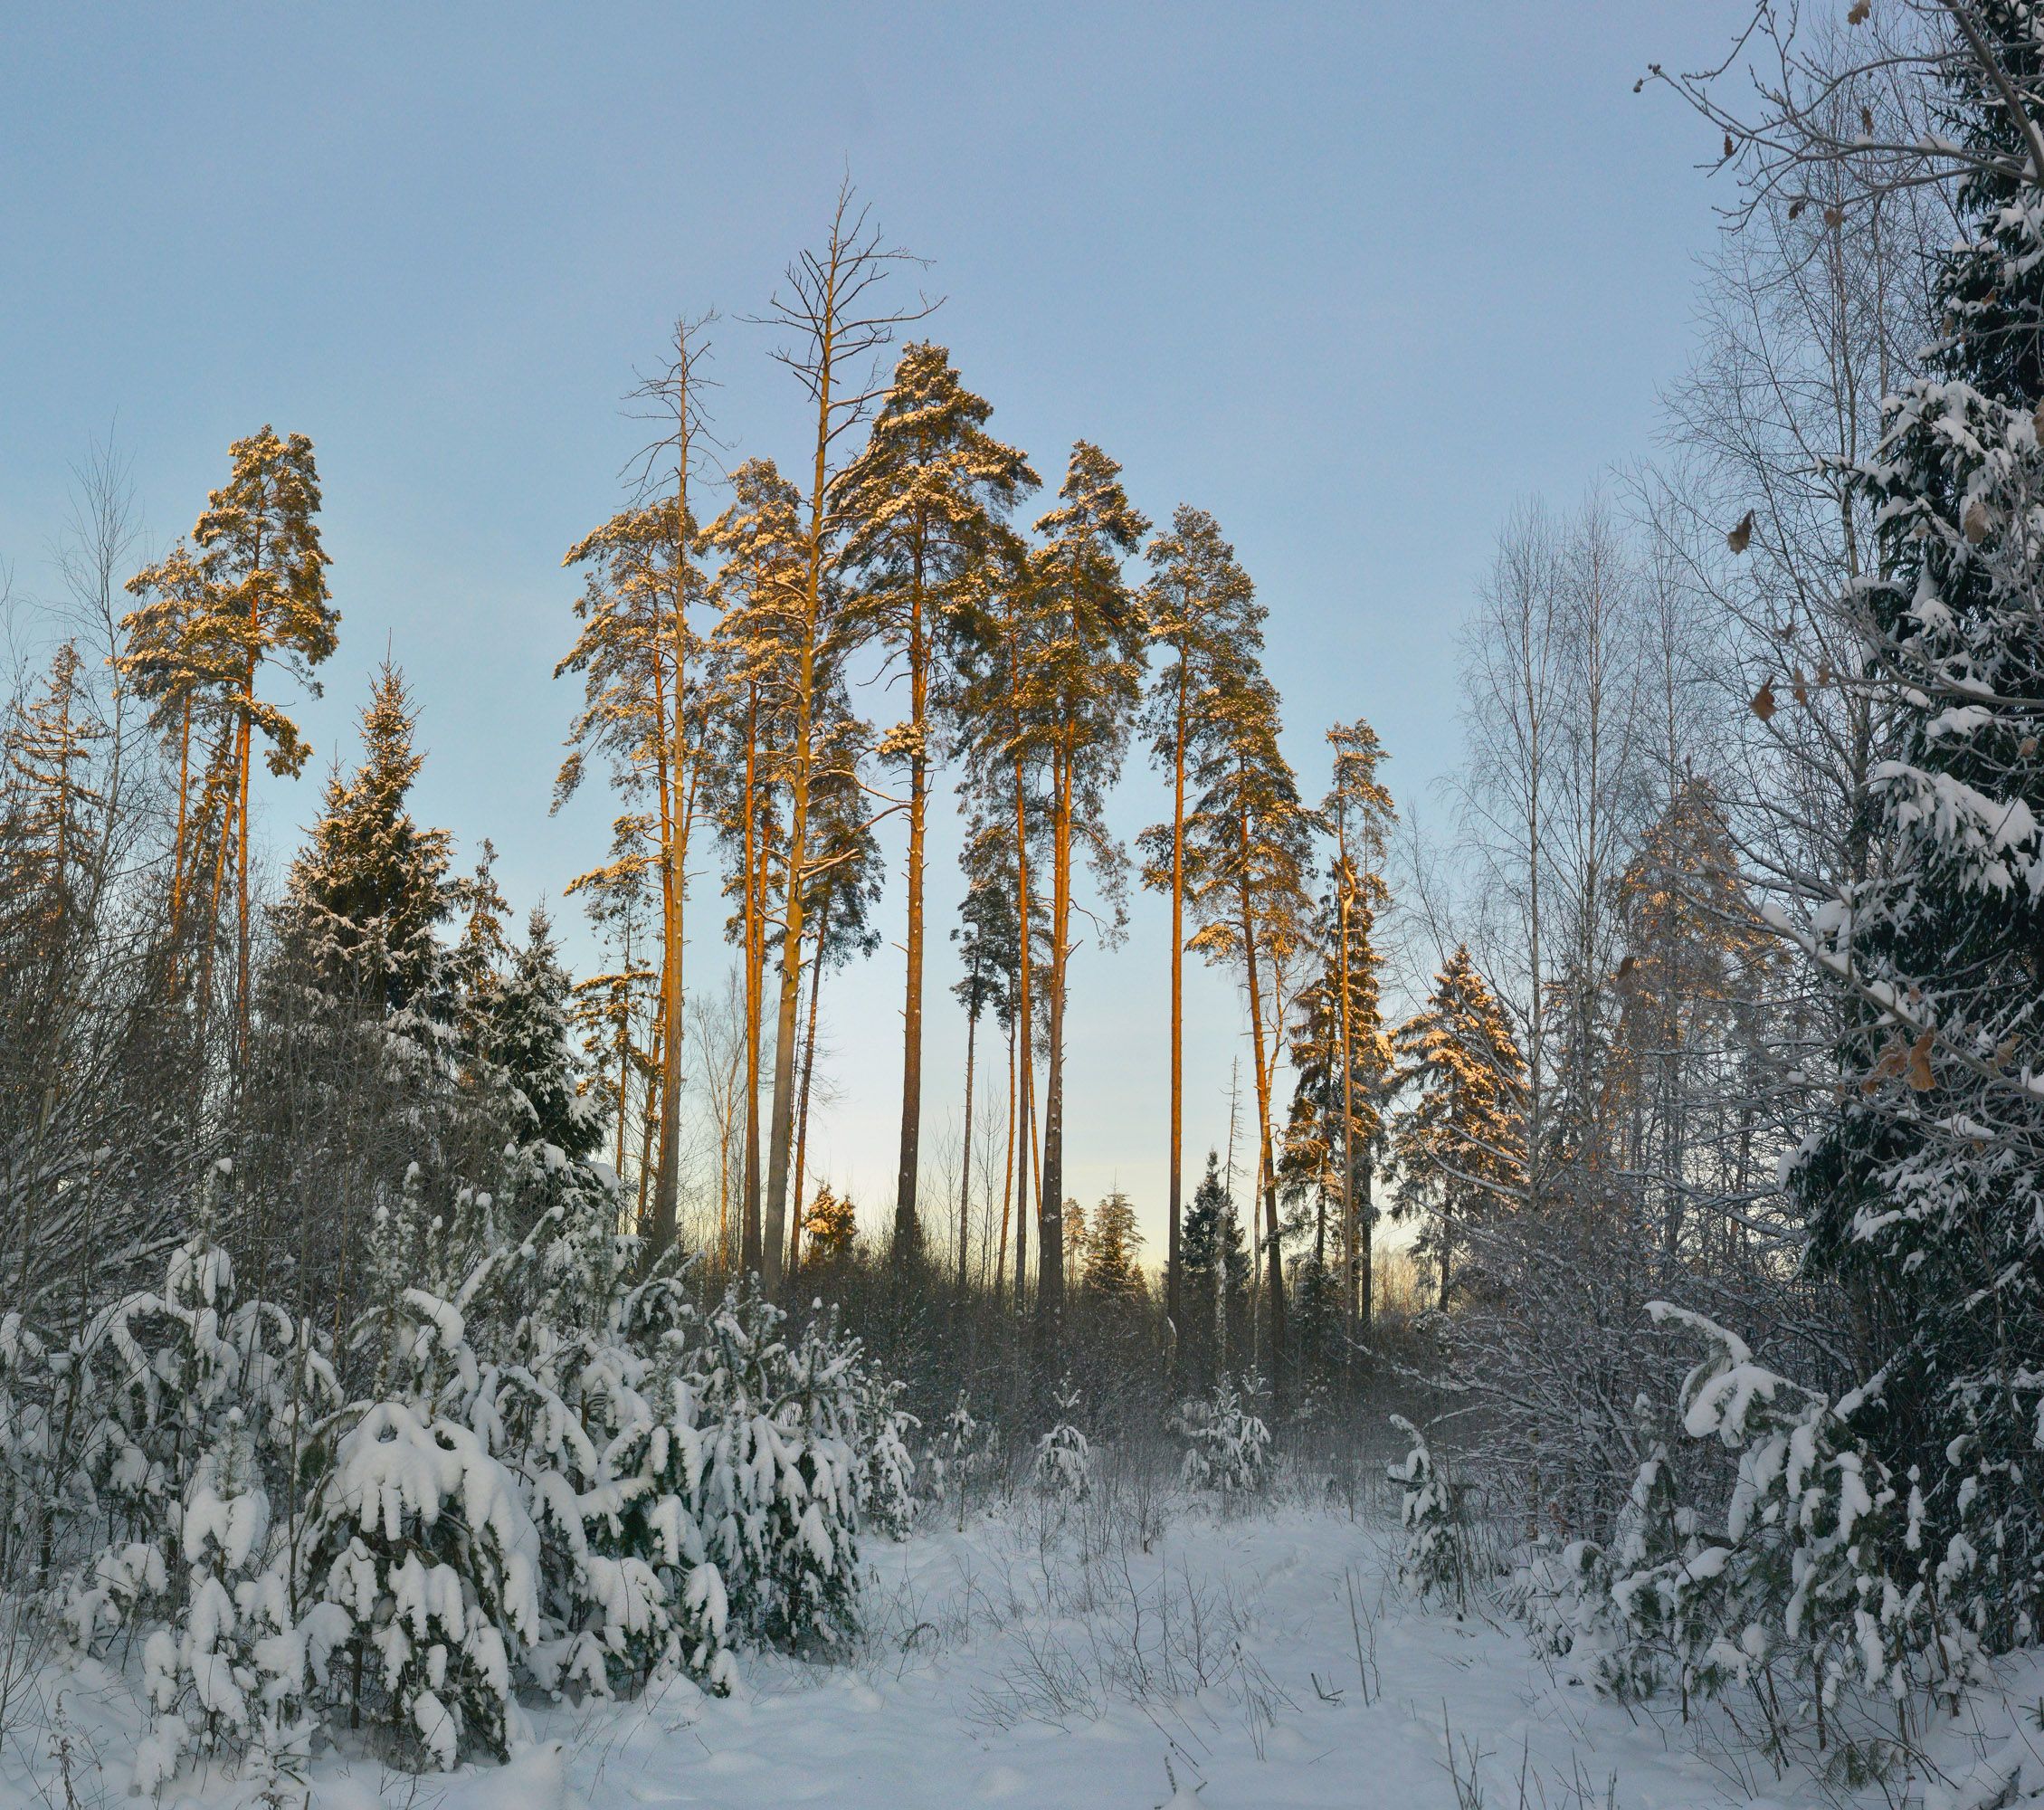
<box><xmin>9</xmin><ymin>1469</ymin><xmax>2044</xmax><ymax>1810</ymax></box>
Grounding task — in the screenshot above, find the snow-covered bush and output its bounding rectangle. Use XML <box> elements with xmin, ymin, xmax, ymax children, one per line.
<box><xmin>936</xmin><ymin>1392</ymin><xmax>998</xmax><ymax>1532</ymax></box>
<box><xmin>299</xmin><ymin>1193</ymin><xmax>544</xmax><ymax>1768</ymax></box>
<box><xmin>852</xmin><ymin>1366</ymin><xmax>918</xmax><ymax>1540</ymax></box>
<box><xmin>1174</xmin><ymin>1375</ymin><xmax>1272</xmax><ymax>1502</ymax></box>
<box><xmin>1564</xmin><ymin>1307</ymin><xmax>1980</xmax><ymax>1727</ymax></box>
<box><xmin>689</xmin><ymin>1287</ymin><xmax>864</xmax><ymax>1651</ymax></box>
<box><xmin>13</xmin><ymin>1146</ymin><xmax>914</xmax><ymax>1782</ymax></box>
<box><xmin>1389</xmin><ymin>1415</ymin><xmax>1467</xmax><ymax>1610</ymax></box>
<box><xmin>1033</xmin><ymin>1380</ymin><xmax>1094</xmax><ymax>1506</ymax></box>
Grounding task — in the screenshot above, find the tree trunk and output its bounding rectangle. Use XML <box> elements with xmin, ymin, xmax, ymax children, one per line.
<box><xmin>893</xmin><ymin>542</ymin><xmax>928</xmax><ymax>1262</ymax></box>
<box><xmin>1337</xmin><ymin>864</ymin><xmax>1360</xmax><ymax>1347</ymax></box>
<box><xmin>1037</xmin><ymin>748</ymin><xmax>1071</xmax><ymax>1338</ymax></box>
<box><xmin>1012</xmin><ymin>742</ymin><xmax>1034</xmax><ymax>1316</ymax></box>
<box><xmin>1239</xmin><ymin>794</ymin><xmax>1285</xmax><ymax>1396</ymax></box>
<box><xmin>1167</xmin><ymin>656</ymin><xmax>1187</xmax><ymax>1369</ymax></box>
<box><xmin>958</xmin><ymin>958</ymin><xmax>979</xmax><ymax>1294</ymax></box>
<box><xmin>996</xmin><ymin>1015</ymin><xmax>1015</xmax><ymax>1304</ymax></box>
<box><xmin>790</xmin><ymin>891</ymin><xmax>831</xmax><ymax>1277</ymax></box>
<box><xmin>741</xmin><ymin>687</ymin><xmax>764</xmax><ymax>1272</ymax></box>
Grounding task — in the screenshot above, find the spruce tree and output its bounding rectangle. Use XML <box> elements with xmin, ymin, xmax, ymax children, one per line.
<box><xmin>1786</xmin><ymin>5</ymin><xmax>2044</xmax><ymax>1650</ymax></box>
<box><xmin>279</xmin><ymin>662</ymin><xmax>452</xmax><ymax>1016</ymax></box>
<box><xmin>1389</xmin><ymin>946</ymin><xmax>1527</xmax><ymax>1310</ymax></box>
<box><xmin>480</xmin><ymin>906</ymin><xmax>601</xmax><ymax>1162</ymax></box>
<box><xmin>1182</xmin><ymin>1151</ymin><xmax>1250</xmax><ymax>1388</ymax></box>
<box><xmin>1081</xmin><ymin>1190</ymin><xmax>1144</xmax><ymax>1307</ymax></box>
<box><xmin>841</xmin><ymin>344</ymin><xmax>1036</xmax><ymax>1263</ymax></box>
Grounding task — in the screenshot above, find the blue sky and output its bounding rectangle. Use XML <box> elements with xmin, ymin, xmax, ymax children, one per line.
<box><xmin>1</xmin><ymin>3</ymin><xmax>1747</xmax><ymax>1244</ymax></box>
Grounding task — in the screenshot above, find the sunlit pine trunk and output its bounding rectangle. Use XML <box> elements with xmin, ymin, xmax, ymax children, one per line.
<box><xmin>957</xmin><ymin>953</ymin><xmax>980</xmax><ymax>1293</ymax></box>
<box><xmin>1167</xmin><ymin>651</ymin><xmax>1187</xmax><ymax>1369</ymax></box>
<box><xmin>741</xmin><ymin>684</ymin><xmax>764</xmax><ymax>1271</ymax></box>
<box><xmin>894</xmin><ymin>521</ymin><xmax>930</xmax><ymax>1262</ymax></box>
<box><xmin>1238</xmin><ymin>782</ymin><xmax>1286</xmax><ymax>1394</ymax></box>
<box><xmin>789</xmin><ymin>890</ymin><xmax>832</xmax><ymax>1277</ymax></box>
<box><xmin>1037</xmin><ymin>744</ymin><xmax>1071</xmax><ymax>1338</ymax></box>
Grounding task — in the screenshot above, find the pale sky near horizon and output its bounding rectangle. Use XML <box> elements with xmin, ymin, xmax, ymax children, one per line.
<box><xmin>0</xmin><ymin>3</ymin><xmax>1753</xmax><ymax>1253</ymax></box>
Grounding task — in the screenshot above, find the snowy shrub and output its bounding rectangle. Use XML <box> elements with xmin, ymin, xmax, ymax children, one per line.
<box><xmin>1033</xmin><ymin>1380</ymin><xmax>1094</xmax><ymax>1506</ymax></box>
<box><xmin>1174</xmin><ymin>1375</ymin><xmax>1272</xmax><ymax>1502</ymax></box>
<box><xmin>1389</xmin><ymin>1415</ymin><xmax>1467</xmax><ymax>1610</ymax></box>
<box><xmin>688</xmin><ymin>1286</ymin><xmax>864</xmax><ymax>1651</ymax></box>
<box><xmin>304</xmin><ymin>1395</ymin><xmax>541</xmax><ymax>1768</ymax></box>
<box><xmin>133</xmin><ymin>1420</ymin><xmax>332</xmax><ymax>1794</ymax></box>
<box><xmin>936</xmin><ymin>1393</ymin><xmax>998</xmax><ymax>1531</ymax></box>
<box><xmin>1589</xmin><ymin>1306</ymin><xmax>1974</xmax><ymax>1722</ymax></box>
<box><xmin>1516</xmin><ymin>1447</ymin><xmax>1686</xmax><ymax>1706</ymax></box>
<box><xmin>852</xmin><ymin>1366</ymin><xmax>918</xmax><ymax>1540</ymax></box>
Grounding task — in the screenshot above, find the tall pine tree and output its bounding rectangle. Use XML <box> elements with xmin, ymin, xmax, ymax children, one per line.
<box><xmin>841</xmin><ymin>343</ymin><xmax>1036</xmax><ymax>1264</ymax></box>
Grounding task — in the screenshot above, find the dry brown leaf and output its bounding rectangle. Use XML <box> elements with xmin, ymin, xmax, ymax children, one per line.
<box><xmin>1965</xmin><ymin>499</ymin><xmax>1992</xmax><ymax>545</ymax></box>
<box><xmin>1824</xmin><ymin>205</ymin><xmax>1844</xmax><ymax>228</ymax></box>
<box><xmin>2031</xmin><ymin>398</ymin><xmax>2044</xmax><ymax>442</ymax></box>
<box><xmin>1724</xmin><ymin>133</ymin><xmax>1735</xmax><ymax>159</ymax></box>
<box><xmin>1817</xmin><ymin>661</ymin><xmax>1834</xmax><ymax>687</ymax></box>
<box><xmin>1751</xmin><ymin>680</ymin><xmax>1777</xmax><ymax>722</ymax></box>
<box><xmin>1995</xmin><ymin>1034</ymin><xmax>2021</xmax><ymax>1070</ymax></box>
<box><xmin>1863</xmin><ymin>1039</ymin><xmax>1908</xmax><ymax>1091</ymax></box>
<box><xmin>1847</xmin><ymin>0</ymin><xmax>1869</xmax><ymax>22</ymax></box>
<box><xmin>1789</xmin><ymin>198</ymin><xmax>1806</xmax><ymax>220</ymax></box>
<box><xmin>1792</xmin><ymin>668</ymin><xmax>1809</xmax><ymax>706</ymax></box>
<box><xmin>1907</xmin><ymin>1029</ymin><xmax>1936</xmax><ymax>1091</ymax></box>
<box><xmin>1728</xmin><ymin>510</ymin><xmax>1754</xmax><ymax>554</ymax></box>
<box><xmin>1860</xmin><ymin>106</ymin><xmax>1874</xmax><ymax>134</ymax></box>
<box><xmin>2021</xmin><ymin>735</ymin><xmax>2039</xmax><ymax>757</ymax></box>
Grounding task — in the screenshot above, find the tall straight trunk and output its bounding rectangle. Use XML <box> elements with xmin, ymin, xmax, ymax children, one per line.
<box><xmin>1037</xmin><ymin>748</ymin><xmax>1071</xmax><ymax>1334</ymax></box>
<box><xmin>893</xmin><ymin>539</ymin><xmax>929</xmax><ymax>1260</ymax></box>
<box><xmin>235</xmin><ymin>646</ymin><xmax>253</xmax><ymax>1056</ymax></box>
<box><xmin>637</xmin><ymin>1019</ymin><xmax>662</xmax><ymax>1233</ymax></box>
<box><xmin>612</xmin><ymin>997</ymin><xmax>630</xmax><ymax>1181</ymax></box>
<box><xmin>1011</xmin><ymin>740</ymin><xmax>1035</xmax><ymax>1315</ymax></box>
<box><xmin>651</xmin><ymin>353</ymin><xmax>699</xmax><ymax>1253</ymax></box>
<box><xmin>995</xmin><ymin>1015</ymin><xmax>1015</xmax><ymax>1302</ymax></box>
<box><xmin>648</xmin><ymin>653</ymin><xmax>682</xmax><ymax>1248</ymax></box>
<box><xmin>957</xmin><ymin>962</ymin><xmax>980</xmax><ymax>1293</ymax></box>
<box><xmin>1337</xmin><ymin>864</ymin><xmax>1361</xmax><ymax>1343</ymax></box>
<box><xmin>761</xmin><ymin>280</ymin><xmax>841</xmax><ymax>1300</ymax></box>
<box><xmin>169</xmin><ymin>693</ymin><xmax>193</xmax><ymax>953</ymax></box>
<box><xmin>741</xmin><ymin>686</ymin><xmax>764</xmax><ymax>1272</ymax></box>
<box><xmin>1238</xmin><ymin>789</ymin><xmax>1286</xmax><ymax>1393</ymax></box>
<box><xmin>790</xmin><ymin>891</ymin><xmax>832</xmax><ymax>1276</ymax></box>
<box><xmin>1167</xmin><ymin>656</ymin><xmax>1188</xmax><ymax>1366</ymax></box>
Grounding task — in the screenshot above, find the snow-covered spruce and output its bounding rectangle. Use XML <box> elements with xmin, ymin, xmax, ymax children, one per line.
<box><xmin>1174</xmin><ymin>1373</ymin><xmax>1272</xmax><ymax>1502</ymax></box>
<box><xmin>1032</xmin><ymin>1379</ymin><xmax>1094</xmax><ymax>1506</ymax></box>
<box><xmin>1389</xmin><ymin>1415</ymin><xmax>1468</xmax><ymax>1611</ymax></box>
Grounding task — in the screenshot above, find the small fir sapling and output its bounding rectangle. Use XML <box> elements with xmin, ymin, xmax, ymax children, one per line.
<box><xmin>1389</xmin><ymin>1415</ymin><xmax>1468</xmax><ymax>1611</ymax></box>
<box><xmin>1174</xmin><ymin>1374</ymin><xmax>1273</xmax><ymax>1500</ymax></box>
<box><xmin>1033</xmin><ymin>1378</ymin><xmax>1095</xmax><ymax>1506</ymax></box>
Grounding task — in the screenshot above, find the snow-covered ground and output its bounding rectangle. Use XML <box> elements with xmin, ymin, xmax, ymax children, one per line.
<box><xmin>9</xmin><ymin>1494</ymin><xmax>2044</xmax><ymax>1810</ymax></box>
